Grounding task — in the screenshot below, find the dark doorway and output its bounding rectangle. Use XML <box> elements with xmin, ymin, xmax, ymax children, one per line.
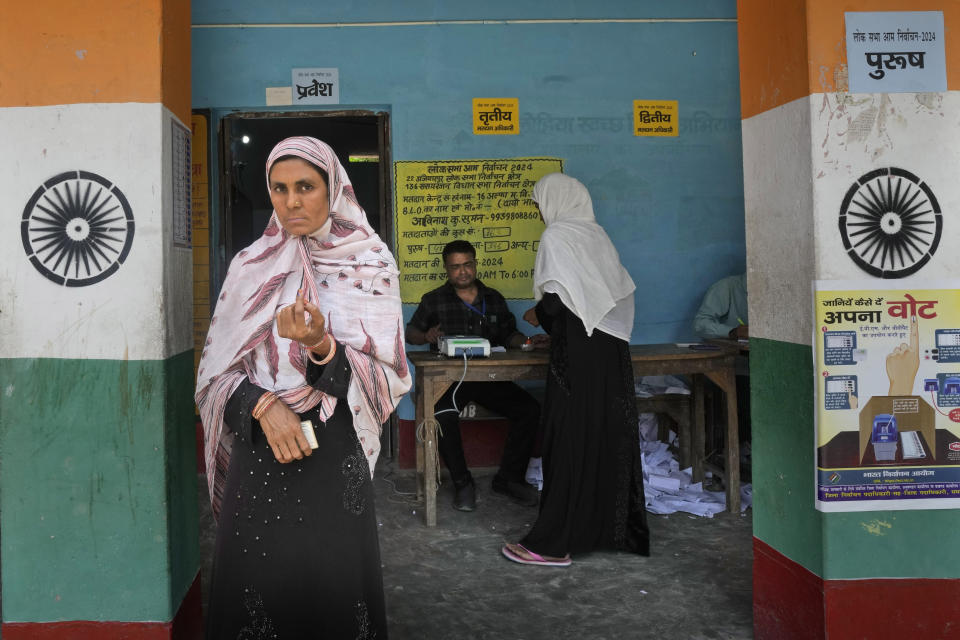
<box><xmin>217</xmin><ymin>111</ymin><xmax>390</xmax><ymax>291</ymax></box>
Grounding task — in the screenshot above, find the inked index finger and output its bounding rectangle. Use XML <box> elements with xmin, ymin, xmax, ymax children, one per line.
<box><xmin>910</xmin><ymin>314</ymin><xmax>919</xmax><ymax>351</ymax></box>
<box><xmin>293</xmin><ymin>293</ymin><xmax>307</xmax><ymax>332</ymax></box>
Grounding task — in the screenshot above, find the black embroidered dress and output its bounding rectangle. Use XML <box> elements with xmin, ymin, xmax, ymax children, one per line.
<box><xmin>206</xmin><ymin>344</ymin><xmax>387</xmax><ymax>639</ymax></box>
<box><xmin>519</xmin><ymin>292</ymin><xmax>650</xmax><ymax>558</ymax></box>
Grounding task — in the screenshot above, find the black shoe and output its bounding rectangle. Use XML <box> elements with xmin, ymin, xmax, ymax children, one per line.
<box><xmin>453</xmin><ymin>480</ymin><xmax>476</xmax><ymax>512</ymax></box>
<box><xmin>492</xmin><ymin>475</ymin><xmax>539</xmax><ymax>506</ymax></box>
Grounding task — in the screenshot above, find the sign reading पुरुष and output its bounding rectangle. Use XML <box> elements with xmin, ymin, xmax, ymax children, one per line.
<box><xmin>845</xmin><ymin>11</ymin><xmax>946</xmax><ymax>94</ymax></box>
<box><xmin>633</xmin><ymin>100</ymin><xmax>678</xmax><ymax>137</ymax></box>
<box><xmin>291</xmin><ymin>68</ymin><xmax>340</xmax><ymax>105</ymax></box>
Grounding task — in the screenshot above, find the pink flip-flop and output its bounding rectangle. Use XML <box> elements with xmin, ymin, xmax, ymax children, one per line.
<box><xmin>501</xmin><ymin>543</ymin><xmax>572</xmax><ymax>567</ymax></box>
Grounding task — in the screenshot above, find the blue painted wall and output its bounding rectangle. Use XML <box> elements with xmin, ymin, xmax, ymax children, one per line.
<box><xmin>192</xmin><ymin>2</ymin><xmax>744</xmax><ymax>373</ymax></box>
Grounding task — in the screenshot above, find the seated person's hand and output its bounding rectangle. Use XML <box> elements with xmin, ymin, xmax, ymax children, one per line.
<box><xmin>728</xmin><ymin>324</ymin><xmax>748</xmax><ymax>340</ymax></box>
<box><xmin>530</xmin><ymin>334</ymin><xmax>551</xmax><ymax>350</ymax></box>
<box><xmin>424</xmin><ymin>324</ymin><xmax>444</xmax><ymax>344</ymax></box>
<box><xmin>522</xmin><ymin>307</ymin><xmax>539</xmax><ymax>327</ymax></box>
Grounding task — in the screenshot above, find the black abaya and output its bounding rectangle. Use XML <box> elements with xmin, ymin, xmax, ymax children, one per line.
<box><xmin>206</xmin><ymin>349</ymin><xmax>388</xmax><ymax>639</ymax></box>
<box><xmin>520</xmin><ymin>292</ymin><xmax>649</xmax><ymax>558</ymax></box>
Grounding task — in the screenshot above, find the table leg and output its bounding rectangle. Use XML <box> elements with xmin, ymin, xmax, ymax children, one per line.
<box><xmin>692</xmin><ymin>374</ymin><xmax>705</xmax><ymax>482</ymax></box>
<box><xmin>706</xmin><ymin>364</ymin><xmax>740</xmax><ymax>513</ymax></box>
<box><xmin>420</xmin><ymin>377</ymin><xmax>450</xmax><ymax>527</ymax></box>
<box><xmin>414</xmin><ymin>378</ymin><xmax>425</xmax><ymax>501</ymax></box>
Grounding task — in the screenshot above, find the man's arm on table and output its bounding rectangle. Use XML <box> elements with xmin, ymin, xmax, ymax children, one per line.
<box><xmin>405</xmin><ymin>293</ymin><xmax>445</xmax><ymax>345</ymax></box>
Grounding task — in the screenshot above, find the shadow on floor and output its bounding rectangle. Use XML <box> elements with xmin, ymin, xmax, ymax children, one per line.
<box><xmin>199</xmin><ymin>460</ymin><xmax>754</xmax><ymax>640</ymax></box>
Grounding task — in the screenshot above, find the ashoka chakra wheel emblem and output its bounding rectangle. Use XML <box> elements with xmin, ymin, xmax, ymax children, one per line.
<box><xmin>21</xmin><ymin>171</ymin><xmax>135</xmax><ymax>286</ymax></box>
<box><xmin>839</xmin><ymin>167</ymin><xmax>941</xmax><ymax>279</ymax></box>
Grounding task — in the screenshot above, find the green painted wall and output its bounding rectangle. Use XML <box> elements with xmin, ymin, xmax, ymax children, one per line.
<box><xmin>751</xmin><ymin>337</ymin><xmax>823</xmax><ymax>577</ymax></box>
<box><xmin>0</xmin><ymin>352</ymin><xmax>198</xmax><ymax>622</ymax></box>
<box><xmin>752</xmin><ymin>337</ymin><xmax>960</xmax><ymax>581</ymax></box>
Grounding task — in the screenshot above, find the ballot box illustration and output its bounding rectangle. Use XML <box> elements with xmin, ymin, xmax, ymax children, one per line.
<box><xmin>858</xmin><ymin>396</ymin><xmax>936</xmax><ymax>464</ymax></box>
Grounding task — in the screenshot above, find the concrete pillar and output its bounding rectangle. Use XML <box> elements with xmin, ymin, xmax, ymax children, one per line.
<box><xmin>0</xmin><ymin>1</ymin><xmax>201</xmax><ymax>637</ymax></box>
<box><xmin>738</xmin><ymin>1</ymin><xmax>960</xmax><ymax>637</ymax></box>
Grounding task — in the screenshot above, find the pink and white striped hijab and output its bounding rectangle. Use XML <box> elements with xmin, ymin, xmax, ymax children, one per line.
<box><xmin>195</xmin><ymin>137</ymin><xmax>410</xmax><ymax>516</ymax></box>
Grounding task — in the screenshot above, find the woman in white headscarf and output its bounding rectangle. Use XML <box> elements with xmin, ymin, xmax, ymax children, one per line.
<box><xmin>502</xmin><ymin>173</ymin><xmax>649</xmax><ymax>567</ymax></box>
<box><xmin>197</xmin><ymin>137</ymin><xmax>410</xmax><ymax>637</ymax></box>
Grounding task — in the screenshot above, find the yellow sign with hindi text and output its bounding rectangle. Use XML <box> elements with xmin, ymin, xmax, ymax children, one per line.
<box><xmin>473</xmin><ymin>98</ymin><xmax>519</xmax><ymax>135</ymax></box>
<box><xmin>633</xmin><ymin>100</ymin><xmax>678</xmax><ymax>137</ymax></box>
<box><xmin>394</xmin><ymin>158</ymin><xmax>563</xmax><ymax>303</ymax></box>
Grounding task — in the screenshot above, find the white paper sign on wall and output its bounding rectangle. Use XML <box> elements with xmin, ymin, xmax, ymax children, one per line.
<box><xmin>845</xmin><ymin>11</ymin><xmax>946</xmax><ymax>94</ymax></box>
<box><xmin>291</xmin><ymin>68</ymin><xmax>340</xmax><ymax>105</ymax></box>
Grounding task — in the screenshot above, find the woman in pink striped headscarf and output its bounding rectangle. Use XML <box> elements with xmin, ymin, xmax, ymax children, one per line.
<box><xmin>197</xmin><ymin>137</ymin><xmax>409</xmax><ymax>637</ymax></box>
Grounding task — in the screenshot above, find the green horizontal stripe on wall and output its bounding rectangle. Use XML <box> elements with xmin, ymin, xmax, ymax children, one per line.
<box><xmin>0</xmin><ymin>352</ymin><xmax>198</xmax><ymax>622</ymax></box>
<box><xmin>823</xmin><ymin>507</ymin><xmax>960</xmax><ymax>580</ymax></box>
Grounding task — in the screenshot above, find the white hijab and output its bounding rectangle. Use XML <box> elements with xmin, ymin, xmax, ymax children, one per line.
<box><xmin>532</xmin><ymin>173</ymin><xmax>635</xmax><ymax>342</ymax></box>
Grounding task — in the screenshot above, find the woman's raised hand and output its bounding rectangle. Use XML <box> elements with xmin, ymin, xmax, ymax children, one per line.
<box><xmin>259</xmin><ymin>399</ymin><xmax>313</xmax><ymax>463</ymax></box>
<box><xmin>276</xmin><ymin>291</ymin><xmax>326</xmax><ymax>347</ymax></box>
<box><xmin>522</xmin><ymin>307</ymin><xmax>539</xmax><ymax>327</ymax></box>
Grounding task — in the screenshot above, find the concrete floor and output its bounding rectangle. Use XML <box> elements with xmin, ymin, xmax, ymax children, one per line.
<box><xmin>199</xmin><ymin>462</ymin><xmax>754</xmax><ymax>640</ymax></box>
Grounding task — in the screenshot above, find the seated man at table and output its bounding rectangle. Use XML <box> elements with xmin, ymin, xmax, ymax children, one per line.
<box><xmin>693</xmin><ymin>273</ymin><xmax>748</xmax><ymax>340</ymax></box>
<box><xmin>406</xmin><ymin>240</ymin><xmax>547</xmax><ymax>512</ymax></box>
<box><xmin>693</xmin><ymin>272</ymin><xmax>751</xmax><ymax>470</ymax></box>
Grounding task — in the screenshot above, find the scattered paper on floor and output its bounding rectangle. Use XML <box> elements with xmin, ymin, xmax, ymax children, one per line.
<box><xmin>639</xmin><ymin>417</ymin><xmax>752</xmax><ymax>517</ymax></box>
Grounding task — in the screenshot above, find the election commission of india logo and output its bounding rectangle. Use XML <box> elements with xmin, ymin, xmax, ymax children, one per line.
<box><xmin>839</xmin><ymin>167</ymin><xmax>941</xmax><ymax>279</ymax></box>
<box><xmin>21</xmin><ymin>171</ymin><xmax>135</xmax><ymax>286</ymax></box>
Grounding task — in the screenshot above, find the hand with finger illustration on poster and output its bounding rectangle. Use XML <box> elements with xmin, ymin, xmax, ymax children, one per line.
<box><xmin>886</xmin><ymin>314</ymin><xmax>920</xmax><ymax>396</ymax></box>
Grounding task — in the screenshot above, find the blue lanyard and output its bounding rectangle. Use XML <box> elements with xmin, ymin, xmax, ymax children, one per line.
<box><xmin>462</xmin><ymin>296</ymin><xmax>486</xmax><ymax>318</ymax></box>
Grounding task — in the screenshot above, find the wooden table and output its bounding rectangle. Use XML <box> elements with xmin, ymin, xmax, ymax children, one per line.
<box><xmin>408</xmin><ymin>343</ymin><xmax>741</xmax><ymax>526</ymax></box>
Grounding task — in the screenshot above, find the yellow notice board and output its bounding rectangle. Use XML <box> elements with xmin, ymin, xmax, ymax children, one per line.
<box><xmin>633</xmin><ymin>100</ymin><xmax>678</xmax><ymax>136</ymax></box>
<box><xmin>395</xmin><ymin>158</ymin><xmax>562</xmax><ymax>303</ymax></box>
<box><xmin>473</xmin><ymin>98</ymin><xmax>519</xmax><ymax>135</ymax></box>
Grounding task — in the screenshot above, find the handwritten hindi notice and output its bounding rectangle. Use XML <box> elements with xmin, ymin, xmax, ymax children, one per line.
<box><xmin>633</xmin><ymin>100</ymin><xmax>678</xmax><ymax>137</ymax></box>
<box><xmin>845</xmin><ymin>12</ymin><xmax>945</xmax><ymax>93</ymax></box>
<box><xmin>473</xmin><ymin>98</ymin><xmax>519</xmax><ymax>135</ymax></box>
<box><xmin>394</xmin><ymin>158</ymin><xmax>562</xmax><ymax>303</ymax></box>
<box><xmin>291</xmin><ymin>67</ymin><xmax>340</xmax><ymax>105</ymax></box>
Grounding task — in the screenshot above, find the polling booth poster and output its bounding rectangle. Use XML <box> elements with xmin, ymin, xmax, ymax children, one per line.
<box><xmin>394</xmin><ymin>158</ymin><xmax>562</xmax><ymax>304</ymax></box>
<box><xmin>814</xmin><ymin>280</ymin><xmax>960</xmax><ymax>512</ymax></box>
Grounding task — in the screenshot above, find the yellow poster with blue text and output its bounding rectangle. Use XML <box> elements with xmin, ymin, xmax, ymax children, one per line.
<box><xmin>394</xmin><ymin>158</ymin><xmax>562</xmax><ymax>304</ymax></box>
<box><xmin>814</xmin><ymin>280</ymin><xmax>960</xmax><ymax>512</ymax></box>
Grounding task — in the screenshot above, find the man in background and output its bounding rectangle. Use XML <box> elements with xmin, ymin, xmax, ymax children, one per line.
<box><xmin>406</xmin><ymin>240</ymin><xmax>546</xmax><ymax>512</ymax></box>
<box><xmin>694</xmin><ymin>272</ymin><xmax>750</xmax><ymax>474</ymax></box>
<box><xmin>694</xmin><ymin>273</ymin><xmax>748</xmax><ymax>340</ymax></box>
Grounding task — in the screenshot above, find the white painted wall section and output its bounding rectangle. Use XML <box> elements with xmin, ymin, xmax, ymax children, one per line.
<box><xmin>742</xmin><ymin>96</ymin><xmax>815</xmax><ymax>347</ymax></box>
<box><xmin>0</xmin><ymin>103</ymin><xmax>193</xmax><ymax>360</ymax></box>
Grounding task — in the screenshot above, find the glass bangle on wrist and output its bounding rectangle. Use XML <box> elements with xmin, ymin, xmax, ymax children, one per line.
<box><xmin>252</xmin><ymin>391</ymin><xmax>279</xmax><ymax>420</ymax></box>
<box><xmin>309</xmin><ymin>333</ymin><xmax>330</xmax><ymax>351</ymax></box>
<box><xmin>307</xmin><ymin>338</ymin><xmax>337</xmax><ymax>365</ymax></box>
